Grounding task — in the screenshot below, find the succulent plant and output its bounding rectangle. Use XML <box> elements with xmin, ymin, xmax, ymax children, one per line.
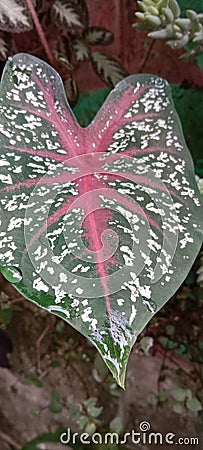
<box><xmin>134</xmin><ymin>0</ymin><xmax>203</xmax><ymax>58</ymax></box>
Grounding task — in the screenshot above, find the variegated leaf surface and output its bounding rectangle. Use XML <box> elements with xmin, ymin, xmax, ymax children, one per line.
<box><xmin>0</xmin><ymin>53</ymin><xmax>202</xmax><ymax>387</ymax></box>
<box><xmin>91</xmin><ymin>52</ymin><xmax>128</xmax><ymax>88</ymax></box>
<box><xmin>0</xmin><ymin>0</ymin><xmax>33</xmax><ymax>32</ymax></box>
<box><xmin>73</xmin><ymin>38</ymin><xmax>90</xmax><ymax>62</ymax></box>
<box><xmin>51</xmin><ymin>0</ymin><xmax>88</xmax><ymax>31</ymax></box>
<box><xmin>85</xmin><ymin>27</ymin><xmax>114</xmax><ymax>45</ymax></box>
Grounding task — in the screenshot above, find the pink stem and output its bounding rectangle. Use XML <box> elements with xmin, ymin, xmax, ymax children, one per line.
<box><xmin>25</xmin><ymin>0</ymin><xmax>56</xmax><ymax>68</ymax></box>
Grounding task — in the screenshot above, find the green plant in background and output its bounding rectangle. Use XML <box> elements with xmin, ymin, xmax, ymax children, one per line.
<box><xmin>171</xmin><ymin>387</ymin><xmax>202</xmax><ymax>417</ymax></box>
<box><xmin>148</xmin><ymin>387</ymin><xmax>202</xmax><ymax>423</ymax></box>
<box><xmin>67</xmin><ymin>396</ymin><xmax>103</xmax><ymax>434</ymax></box>
<box><xmin>28</xmin><ymin>388</ymin><xmax>125</xmax><ymax>449</ymax></box>
<box><xmin>134</xmin><ymin>0</ymin><xmax>203</xmax><ymax>59</ymax></box>
<box><xmin>0</xmin><ymin>0</ymin><xmax>127</xmax><ymax>105</ymax></box>
<box><xmin>146</xmin><ymin>273</ymin><xmax>203</xmax><ymax>432</ymax></box>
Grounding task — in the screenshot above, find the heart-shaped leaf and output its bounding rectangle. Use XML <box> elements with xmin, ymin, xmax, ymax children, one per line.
<box><xmin>0</xmin><ymin>53</ymin><xmax>202</xmax><ymax>387</ymax></box>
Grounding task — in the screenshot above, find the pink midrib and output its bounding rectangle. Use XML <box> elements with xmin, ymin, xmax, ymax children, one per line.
<box><xmin>84</xmin><ymin>176</ymin><xmax>112</xmax><ymax>316</ymax></box>
<box><xmin>83</xmin><ymin>175</ymin><xmax>116</xmax><ymax>349</ymax></box>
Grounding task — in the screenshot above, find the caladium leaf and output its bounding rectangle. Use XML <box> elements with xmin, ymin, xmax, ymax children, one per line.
<box><xmin>0</xmin><ymin>54</ymin><xmax>202</xmax><ymax>387</ymax></box>
<box><xmin>85</xmin><ymin>27</ymin><xmax>114</xmax><ymax>46</ymax></box>
<box><xmin>51</xmin><ymin>0</ymin><xmax>88</xmax><ymax>31</ymax></box>
<box><xmin>91</xmin><ymin>52</ymin><xmax>128</xmax><ymax>88</ymax></box>
<box><xmin>0</xmin><ymin>0</ymin><xmax>33</xmax><ymax>32</ymax></box>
